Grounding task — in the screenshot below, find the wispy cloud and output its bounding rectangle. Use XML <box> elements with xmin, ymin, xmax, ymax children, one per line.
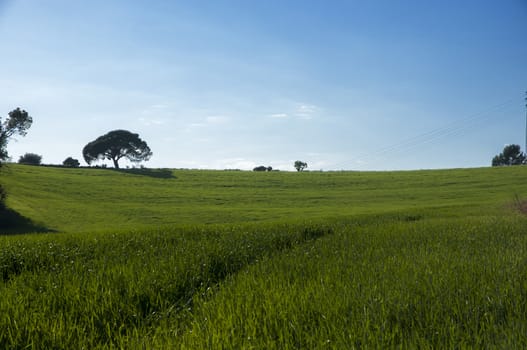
<box><xmin>205</xmin><ymin>115</ymin><xmax>230</xmax><ymax>124</ymax></box>
<box><xmin>138</xmin><ymin>117</ymin><xmax>165</xmax><ymax>126</ymax></box>
<box><xmin>268</xmin><ymin>103</ymin><xmax>319</xmax><ymax>121</ymax></box>
<box><xmin>185</xmin><ymin>115</ymin><xmax>231</xmax><ymax>132</ymax></box>
<box><xmin>268</xmin><ymin>113</ymin><xmax>289</xmax><ymax>119</ymax></box>
<box><xmin>294</xmin><ymin>104</ymin><xmax>318</xmax><ymax>119</ymax></box>
<box><xmin>150</xmin><ymin>104</ymin><xmax>168</xmax><ymax>109</ymax></box>
<box><xmin>214</xmin><ymin>157</ymin><xmax>257</xmax><ymax>170</ymax></box>
<box><xmin>184</xmin><ymin>122</ymin><xmax>206</xmax><ymax>132</ymax></box>
<box><xmin>138</xmin><ymin>104</ymin><xmax>171</xmax><ymax>126</ymax></box>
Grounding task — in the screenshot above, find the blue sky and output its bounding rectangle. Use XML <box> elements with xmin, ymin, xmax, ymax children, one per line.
<box><xmin>1</xmin><ymin>0</ymin><xmax>526</xmax><ymax>170</ymax></box>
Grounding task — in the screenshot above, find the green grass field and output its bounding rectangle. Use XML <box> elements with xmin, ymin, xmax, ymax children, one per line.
<box><xmin>1</xmin><ymin>164</ymin><xmax>527</xmax><ymax>348</ymax></box>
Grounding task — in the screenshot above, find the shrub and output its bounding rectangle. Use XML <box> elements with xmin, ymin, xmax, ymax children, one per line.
<box><xmin>18</xmin><ymin>153</ymin><xmax>42</xmax><ymax>165</ymax></box>
<box><xmin>63</xmin><ymin>157</ymin><xmax>80</xmax><ymax>168</ymax></box>
<box><xmin>253</xmin><ymin>166</ymin><xmax>272</xmax><ymax>172</ymax></box>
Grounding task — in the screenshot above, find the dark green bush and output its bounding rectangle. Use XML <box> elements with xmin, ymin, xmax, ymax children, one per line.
<box><xmin>18</xmin><ymin>153</ymin><xmax>42</xmax><ymax>165</ymax></box>
<box><xmin>63</xmin><ymin>157</ymin><xmax>80</xmax><ymax>168</ymax></box>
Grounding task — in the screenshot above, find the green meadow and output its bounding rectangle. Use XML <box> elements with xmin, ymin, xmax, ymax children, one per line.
<box><xmin>1</xmin><ymin>164</ymin><xmax>527</xmax><ymax>348</ymax></box>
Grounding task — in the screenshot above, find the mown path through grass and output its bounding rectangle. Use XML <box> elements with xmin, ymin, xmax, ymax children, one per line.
<box><xmin>0</xmin><ymin>222</ymin><xmax>333</xmax><ymax>348</ymax></box>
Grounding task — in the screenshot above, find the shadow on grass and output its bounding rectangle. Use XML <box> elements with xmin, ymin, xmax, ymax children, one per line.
<box><xmin>112</xmin><ymin>168</ymin><xmax>176</xmax><ymax>179</ymax></box>
<box><xmin>0</xmin><ymin>207</ymin><xmax>56</xmax><ymax>235</ymax></box>
<box><xmin>7</xmin><ymin>164</ymin><xmax>177</xmax><ymax>179</ymax></box>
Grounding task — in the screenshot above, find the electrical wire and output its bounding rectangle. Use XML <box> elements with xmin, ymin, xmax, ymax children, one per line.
<box><xmin>327</xmin><ymin>99</ymin><xmax>516</xmax><ymax>170</ymax></box>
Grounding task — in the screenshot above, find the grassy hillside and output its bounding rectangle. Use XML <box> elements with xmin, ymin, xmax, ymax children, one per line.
<box><xmin>1</xmin><ymin>164</ymin><xmax>526</xmax><ymax>233</ymax></box>
<box><xmin>1</xmin><ymin>164</ymin><xmax>527</xmax><ymax>348</ymax></box>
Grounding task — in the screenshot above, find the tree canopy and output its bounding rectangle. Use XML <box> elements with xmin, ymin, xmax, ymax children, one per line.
<box><xmin>294</xmin><ymin>160</ymin><xmax>308</xmax><ymax>172</ymax></box>
<box><xmin>1</xmin><ymin>108</ymin><xmax>33</xmax><ymax>209</ymax></box>
<box><xmin>63</xmin><ymin>157</ymin><xmax>80</xmax><ymax>168</ymax></box>
<box><xmin>18</xmin><ymin>153</ymin><xmax>42</xmax><ymax>165</ymax></box>
<box><xmin>253</xmin><ymin>166</ymin><xmax>272</xmax><ymax>172</ymax></box>
<box><xmin>0</xmin><ymin>108</ymin><xmax>33</xmax><ymax>164</ymax></box>
<box><xmin>492</xmin><ymin>144</ymin><xmax>526</xmax><ymax>166</ymax></box>
<box><xmin>82</xmin><ymin>130</ymin><xmax>152</xmax><ymax>169</ymax></box>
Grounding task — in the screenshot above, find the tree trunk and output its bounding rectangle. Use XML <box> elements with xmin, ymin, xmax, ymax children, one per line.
<box><xmin>112</xmin><ymin>158</ymin><xmax>119</xmax><ymax>169</ymax></box>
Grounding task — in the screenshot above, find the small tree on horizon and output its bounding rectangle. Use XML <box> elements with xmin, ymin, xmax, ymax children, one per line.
<box><xmin>82</xmin><ymin>130</ymin><xmax>152</xmax><ymax>169</ymax></box>
<box><xmin>492</xmin><ymin>144</ymin><xmax>526</xmax><ymax>166</ymax></box>
<box><xmin>63</xmin><ymin>157</ymin><xmax>80</xmax><ymax>168</ymax></box>
<box><xmin>294</xmin><ymin>160</ymin><xmax>308</xmax><ymax>172</ymax></box>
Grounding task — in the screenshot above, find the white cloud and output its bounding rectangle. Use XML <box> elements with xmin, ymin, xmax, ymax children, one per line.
<box><xmin>269</xmin><ymin>113</ymin><xmax>288</xmax><ymax>119</ymax></box>
<box><xmin>267</xmin><ymin>103</ymin><xmax>320</xmax><ymax>121</ymax></box>
<box><xmin>267</xmin><ymin>103</ymin><xmax>319</xmax><ymax>121</ymax></box>
<box><xmin>295</xmin><ymin>104</ymin><xmax>318</xmax><ymax>119</ymax></box>
<box><xmin>138</xmin><ymin>117</ymin><xmax>165</xmax><ymax>126</ymax></box>
<box><xmin>214</xmin><ymin>158</ymin><xmax>257</xmax><ymax>170</ymax></box>
<box><xmin>138</xmin><ymin>103</ymin><xmax>173</xmax><ymax>126</ymax></box>
<box><xmin>184</xmin><ymin>122</ymin><xmax>206</xmax><ymax>133</ymax></box>
<box><xmin>150</xmin><ymin>104</ymin><xmax>168</xmax><ymax>109</ymax></box>
<box><xmin>185</xmin><ymin>115</ymin><xmax>231</xmax><ymax>132</ymax></box>
<box><xmin>205</xmin><ymin>115</ymin><xmax>230</xmax><ymax>124</ymax></box>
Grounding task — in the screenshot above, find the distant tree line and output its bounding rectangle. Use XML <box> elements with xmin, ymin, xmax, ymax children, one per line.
<box><xmin>14</xmin><ymin>154</ymin><xmax>84</xmax><ymax>168</ymax></box>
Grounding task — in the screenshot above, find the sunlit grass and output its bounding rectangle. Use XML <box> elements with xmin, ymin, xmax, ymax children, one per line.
<box><xmin>1</xmin><ymin>164</ymin><xmax>527</xmax><ymax>232</ymax></box>
<box><xmin>0</xmin><ymin>222</ymin><xmax>333</xmax><ymax>348</ymax></box>
<box><xmin>177</xmin><ymin>217</ymin><xmax>527</xmax><ymax>349</ymax></box>
<box><xmin>1</xmin><ymin>164</ymin><xmax>527</xmax><ymax>348</ymax></box>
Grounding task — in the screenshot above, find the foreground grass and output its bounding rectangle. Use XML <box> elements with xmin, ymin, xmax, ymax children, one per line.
<box><xmin>2</xmin><ymin>216</ymin><xmax>526</xmax><ymax>348</ymax></box>
<box><xmin>177</xmin><ymin>216</ymin><xmax>527</xmax><ymax>349</ymax></box>
<box><xmin>1</xmin><ymin>165</ymin><xmax>527</xmax><ymax>348</ymax></box>
<box><xmin>0</xmin><ymin>222</ymin><xmax>332</xmax><ymax>348</ymax></box>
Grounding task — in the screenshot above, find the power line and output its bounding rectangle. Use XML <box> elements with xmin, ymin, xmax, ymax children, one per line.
<box><xmin>328</xmin><ymin>99</ymin><xmax>516</xmax><ymax>170</ymax></box>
